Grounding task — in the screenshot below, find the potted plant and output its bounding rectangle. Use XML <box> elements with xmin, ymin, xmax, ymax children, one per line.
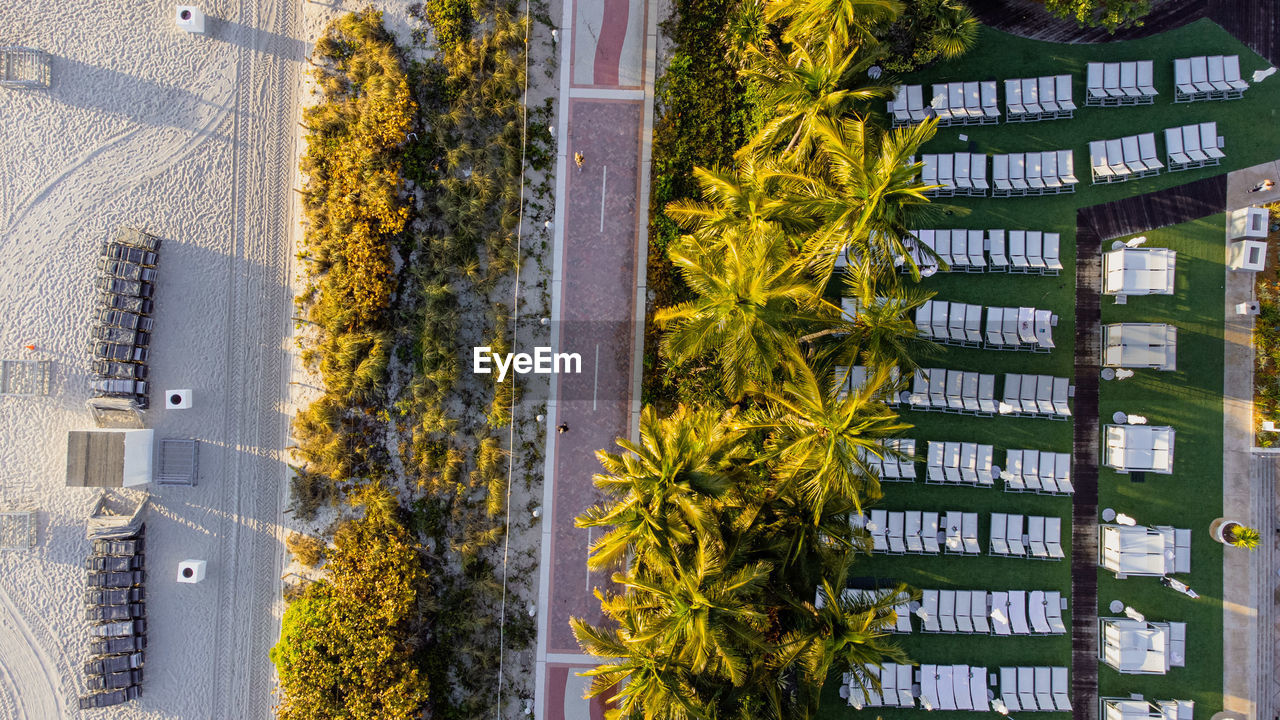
<box><xmin>1210</xmin><ymin>518</ymin><xmax>1261</xmax><ymax>550</ymax></box>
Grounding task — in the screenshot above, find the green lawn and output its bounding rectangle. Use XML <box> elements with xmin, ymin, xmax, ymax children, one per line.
<box><xmin>1096</xmin><ymin>214</ymin><xmax>1226</xmax><ymax>709</ymax></box>
<box><xmin>816</xmin><ymin>18</ymin><xmax>1275</xmax><ymax>720</ymax></box>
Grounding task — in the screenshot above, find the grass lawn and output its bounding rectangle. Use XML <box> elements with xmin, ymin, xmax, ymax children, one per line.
<box><xmin>1096</xmin><ymin>214</ymin><xmax>1225</xmax><ymax>709</ymax></box>
<box><xmin>816</xmin><ymin>18</ymin><xmax>1276</xmax><ymax>720</ymax></box>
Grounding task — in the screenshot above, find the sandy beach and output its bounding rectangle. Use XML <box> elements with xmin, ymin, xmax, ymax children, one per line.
<box><xmin>0</xmin><ymin>0</ymin><xmax>302</xmax><ymax>717</ymax></box>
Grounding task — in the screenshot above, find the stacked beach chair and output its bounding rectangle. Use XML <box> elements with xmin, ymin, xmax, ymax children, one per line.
<box><xmin>989</xmin><ymin>513</ymin><xmax>1065</xmax><ymax>559</ymax></box>
<box><xmin>997</xmin><ymin>666</ymin><xmax>1072</xmax><ymax>712</ymax></box>
<box><xmin>1002</xmin><ymin>450</ymin><xmax>1074</xmax><ymax>494</ymax></box>
<box><xmin>91</xmin><ymin>228</ymin><xmax>161</xmax><ymax>409</ymax></box>
<box><xmin>1004</xmin><ymin>75</ymin><xmax>1075</xmax><ymax>122</ymax></box>
<box><xmin>919</xmin><ymin>589</ymin><xmax>1067</xmax><ymax>635</ymax></box>
<box><xmin>924</xmin><ymin>441</ymin><xmax>996</xmax><ymax>486</ymax></box>
<box><xmin>999</xmin><ymin>374</ymin><xmax>1072</xmax><ymax>419</ymax></box>
<box><xmin>984</xmin><ymin>306</ymin><xmax>1057</xmax><ymax>352</ymax></box>
<box><xmin>1164</xmin><ymin>121</ymin><xmax>1224</xmax><ymax>172</ymax></box>
<box><xmin>928</xmin><ymin>81</ymin><xmax>1001</xmax><ymax>126</ymax></box>
<box><xmin>907</xmin><ymin>368</ymin><xmax>998</xmax><ymax>417</ymax></box>
<box><xmin>81</xmin><ymin>527</ymin><xmax>146</xmax><ymax>709</ymax></box>
<box><xmin>1174</xmin><ymin>55</ymin><xmax>1249</xmax><ymax>102</ymax></box>
<box><xmin>1089</xmin><ymin>133</ymin><xmax>1164</xmax><ymax>183</ymax></box>
<box><xmin>1085</xmin><ymin>61</ymin><xmax>1157</xmax><ymax>106</ymax></box>
<box><xmin>920</xmin><ymin>153</ymin><xmax>989</xmax><ymax>197</ymax></box>
<box><xmin>991</xmin><ymin>151</ymin><xmax>1078</xmax><ymax>196</ymax></box>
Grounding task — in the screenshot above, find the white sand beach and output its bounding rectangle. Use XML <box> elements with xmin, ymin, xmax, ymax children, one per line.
<box><xmin>0</xmin><ymin>1</ymin><xmax>303</xmax><ymax>717</ymax></box>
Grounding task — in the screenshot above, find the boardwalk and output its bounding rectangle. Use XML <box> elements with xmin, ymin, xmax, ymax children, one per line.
<box><xmin>1077</xmin><ymin>176</ymin><xmax>1227</xmax><ymax>241</ymax></box>
<box><xmin>974</xmin><ymin>0</ymin><xmax>1279</xmax><ymax>64</ymax></box>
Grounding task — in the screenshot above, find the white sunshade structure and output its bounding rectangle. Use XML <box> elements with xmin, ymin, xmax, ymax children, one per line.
<box><xmin>1104</xmin><ymin>424</ymin><xmax>1174</xmax><ymax>474</ymax></box>
<box><xmin>1099</xmin><ymin>524</ymin><xmax>1190</xmax><ymax>576</ymax></box>
<box><xmin>1103</xmin><ymin>323</ymin><xmax>1177</xmax><ymax>370</ymax></box>
<box><xmin>1103</xmin><ymin>247</ymin><xmax>1176</xmax><ymax>296</ymax></box>
<box><xmin>1101</xmin><ymin>697</ymin><xmax>1195</xmax><ymax>720</ymax></box>
<box><xmin>1099</xmin><ymin>618</ymin><xmax>1186</xmax><ymax>674</ymax></box>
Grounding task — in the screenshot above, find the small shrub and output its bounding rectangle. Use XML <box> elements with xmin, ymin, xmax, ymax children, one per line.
<box><xmin>285</xmin><ymin>532</ymin><xmax>327</xmax><ymax>567</ymax></box>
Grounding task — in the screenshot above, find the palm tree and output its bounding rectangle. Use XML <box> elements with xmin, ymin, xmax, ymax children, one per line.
<box><xmin>743</xmin><ymin>360</ymin><xmax>911</xmax><ymax>519</ymax></box>
<box><xmin>832</xmin><ymin>269</ymin><xmax>939</xmax><ymax>371</ymax></box>
<box><xmin>788</xmin><ymin>113</ymin><xmax>942</xmax><ymax>285</ymax></box>
<box><xmin>764</xmin><ymin>0</ymin><xmax>902</xmax><ymax>53</ymax></box>
<box><xmin>933</xmin><ymin>0</ymin><xmax>980</xmax><ymax>60</ymax></box>
<box><xmin>741</xmin><ymin>40</ymin><xmax>892</xmax><ymax>162</ymax></box>
<box><xmin>576</xmin><ymin>405</ymin><xmax>747</xmax><ymax>573</ymax></box>
<box><xmin>665</xmin><ymin>158</ymin><xmax>819</xmax><ymax>245</ymax></box>
<box><xmin>655</xmin><ymin>228</ymin><xmax>836</xmax><ymax>401</ymax></box>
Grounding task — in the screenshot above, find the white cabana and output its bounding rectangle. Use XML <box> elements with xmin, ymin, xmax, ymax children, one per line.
<box><xmin>1228</xmin><ymin>206</ymin><xmax>1267</xmax><ymax>239</ymax></box>
<box><xmin>1099</xmin><ymin>524</ymin><xmax>1191</xmax><ymax>576</ymax></box>
<box><xmin>1101</xmin><ymin>697</ymin><xmax>1194</xmax><ymax>720</ymax></box>
<box><xmin>1103</xmin><ymin>323</ymin><xmax>1177</xmax><ymax>370</ymax></box>
<box><xmin>1104</xmin><ymin>424</ymin><xmax>1174</xmax><ymax>474</ymax></box>
<box><xmin>1099</xmin><ymin>618</ymin><xmax>1185</xmax><ymax>674</ymax></box>
<box><xmin>1103</xmin><ymin>247</ymin><xmax>1176</xmax><ymax>296</ymax></box>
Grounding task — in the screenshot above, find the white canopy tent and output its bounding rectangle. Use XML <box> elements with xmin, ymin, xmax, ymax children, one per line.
<box><xmin>1099</xmin><ymin>524</ymin><xmax>1190</xmax><ymax>576</ymax></box>
<box><xmin>1104</xmin><ymin>424</ymin><xmax>1174</xmax><ymax>474</ymax></box>
<box><xmin>1103</xmin><ymin>247</ymin><xmax>1176</xmax><ymax>296</ymax></box>
<box><xmin>1103</xmin><ymin>324</ymin><xmax>1177</xmax><ymax>370</ymax></box>
<box><xmin>1099</xmin><ymin>618</ymin><xmax>1184</xmax><ymax>674</ymax></box>
<box><xmin>1101</xmin><ymin>697</ymin><xmax>1194</xmax><ymax>720</ymax></box>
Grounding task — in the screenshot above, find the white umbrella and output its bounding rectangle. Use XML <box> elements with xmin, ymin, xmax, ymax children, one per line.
<box><xmin>1253</xmin><ymin>66</ymin><xmax>1277</xmax><ymax>83</ymax></box>
<box><xmin>1124</xmin><ymin>606</ymin><xmax>1146</xmax><ymax>622</ymax></box>
<box><xmin>1115</xmin><ymin>513</ymin><xmax>1137</xmax><ymax>526</ymax></box>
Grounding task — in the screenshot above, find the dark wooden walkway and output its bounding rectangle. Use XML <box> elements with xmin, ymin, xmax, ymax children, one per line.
<box><xmin>973</xmin><ymin>0</ymin><xmax>1278</xmax><ymax>64</ymax></box>
<box><xmin>1068</xmin><ymin>175</ymin><xmax>1228</xmax><ymax>720</ymax></box>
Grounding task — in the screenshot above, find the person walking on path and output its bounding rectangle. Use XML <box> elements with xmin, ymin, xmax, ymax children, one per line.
<box><xmin>557</xmin><ymin>423</ymin><xmax>570</xmax><ymax>434</ymax></box>
<box><xmin>1249</xmin><ymin>178</ymin><xmax>1275</xmax><ymax>193</ymax></box>
<box><xmin>574</xmin><ymin>152</ymin><xmax>584</xmax><ymax>171</ymax></box>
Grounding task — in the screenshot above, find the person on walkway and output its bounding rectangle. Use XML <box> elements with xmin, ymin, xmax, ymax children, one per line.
<box><xmin>1248</xmin><ymin>178</ymin><xmax>1275</xmax><ymax>193</ymax></box>
<box><xmin>557</xmin><ymin>423</ymin><xmax>569</xmax><ymax>434</ymax></box>
<box><xmin>574</xmin><ymin>152</ymin><xmax>584</xmax><ymax>171</ymax></box>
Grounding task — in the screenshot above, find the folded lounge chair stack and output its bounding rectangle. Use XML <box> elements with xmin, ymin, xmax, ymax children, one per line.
<box><xmin>1001</xmin><ymin>450</ymin><xmax>1074</xmax><ymax>494</ymax></box>
<box><xmin>1085</xmin><ymin>61</ymin><xmax>1157</xmax><ymax>106</ymax></box>
<box><xmin>999</xmin><ymin>374</ymin><xmax>1072</xmax><ymax>419</ymax></box>
<box><xmin>920</xmin><ymin>153</ymin><xmax>989</xmax><ymax>197</ymax></box>
<box><xmin>1004</xmin><ymin>75</ymin><xmax>1075</xmax><ymax>122</ymax></box>
<box><xmin>1089</xmin><ymin>133</ymin><xmax>1164</xmax><ymax>183</ymax></box>
<box><xmin>989</xmin><ymin>513</ymin><xmax>1065</xmax><ymax>559</ymax></box>
<box><xmin>80</xmin><ymin>525</ymin><xmax>146</xmax><ymax>709</ymax></box>
<box><xmin>928</xmin><ymin>81</ymin><xmax>1001</xmax><ymax>126</ymax></box>
<box><xmin>913</xmin><ymin>663</ymin><xmax>991</xmax><ymax>711</ymax></box>
<box><xmin>991</xmin><ymin>151</ymin><xmax>1078</xmax><ymax>197</ymax></box>
<box><xmin>90</xmin><ymin>228</ymin><xmax>161</xmax><ymax>409</ymax></box>
<box><xmin>998</xmin><ymin>666</ymin><xmax>1072</xmax><ymax>712</ymax></box>
<box><xmin>855</xmin><ymin>509</ymin><xmax>970</xmax><ymax>555</ymax></box>
<box><xmin>984</xmin><ymin>306</ymin><xmax>1057</xmax><ymax>352</ymax></box>
<box><xmin>1174</xmin><ymin>55</ymin><xmax>1249</xmax><ymax>102</ymax></box>
<box><xmin>925</xmin><ymin>441</ymin><xmax>995</xmax><ymax>486</ymax></box>
<box><xmin>888</xmin><ymin>84</ymin><xmax>929</xmax><ymax>127</ymax></box>
<box><xmin>907</xmin><ymin>368</ymin><xmax>998</xmax><ymax>417</ymax></box>
<box><xmin>1164</xmin><ymin>121</ymin><xmax>1224</xmax><ymax>172</ymax></box>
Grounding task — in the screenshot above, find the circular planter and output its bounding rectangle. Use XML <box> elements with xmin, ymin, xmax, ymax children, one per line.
<box><xmin>1209</xmin><ymin>517</ymin><xmax>1245</xmax><ymax>545</ymax></box>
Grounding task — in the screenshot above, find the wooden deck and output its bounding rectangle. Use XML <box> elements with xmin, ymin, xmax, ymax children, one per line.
<box><xmin>1077</xmin><ymin>175</ymin><xmax>1227</xmax><ymax>242</ymax></box>
<box><xmin>975</xmin><ymin>0</ymin><xmax>1278</xmax><ymax>64</ymax></box>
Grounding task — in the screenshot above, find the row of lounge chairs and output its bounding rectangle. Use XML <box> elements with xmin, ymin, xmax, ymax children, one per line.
<box><xmin>1003</xmin><ymin>450</ymin><xmax>1074</xmax><ymax>494</ymax></box>
<box><xmin>925</xmin><ymin>441</ymin><xmax>995</xmax><ymax>486</ymax></box>
<box><xmin>1085</xmin><ymin>61</ymin><xmax>1157</xmax><ymax>106</ymax></box>
<box><xmin>80</xmin><ymin>525</ymin><xmax>146</xmax><ymax>710</ymax></box>
<box><xmin>920</xmin><ymin>153</ymin><xmax>988</xmax><ymax>197</ymax></box>
<box><xmin>1001</xmin><ymin>374</ymin><xmax>1072</xmax><ymax>418</ymax></box>
<box><xmin>927</xmin><ymin>82</ymin><xmax>1000</xmax><ymax>126</ymax></box>
<box><xmin>986</xmin><ymin>306</ymin><xmax>1056</xmax><ymax>351</ymax></box>
<box><xmin>907</xmin><ymin>368</ymin><xmax>997</xmax><ymax>416</ymax></box>
<box><xmin>1005</xmin><ymin>75</ymin><xmax>1076</xmax><ymax>122</ymax></box>
<box><xmin>857</xmin><ymin>509</ymin><xmax>981</xmax><ymax>555</ymax></box>
<box><xmin>847</xmin><ymin>663</ymin><xmax>993</xmax><ymax>712</ymax></box>
<box><xmin>904</xmin><ymin>229</ymin><xmax>1063</xmax><ymax>275</ymax></box>
<box><xmin>1174</xmin><ymin>55</ymin><xmax>1250</xmax><ymax>102</ymax></box>
<box><xmin>1166</xmin><ymin>121</ymin><xmax>1224</xmax><ymax>172</ymax></box>
<box><xmin>854</xmin><ymin>438</ymin><xmax>917</xmax><ymax>482</ymax></box>
<box><xmin>89</xmin><ymin>228</ymin><xmax>161</xmax><ymax>410</ymax></box>
<box><xmin>991</xmin><ymin>151</ymin><xmax>1079</xmax><ymax>197</ymax></box>
<box><xmin>919</xmin><ymin>589</ymin><xmax>1066</xmax><ymax>635</ymax></box>
<box><xmin>998</xmin><ymin>666</ymin><xmax>1072</xmax><ymax>712</ymax></box>
<box><xmin>1090</xmin><ymin>133</ymin><xmax>1164</xmax><ymax>183</ymax></box>
<box><xmin>829</xmin><ymin>588</ymin><xmax>914</xmax><ymax>633</ymax></box>
<box><xmin>835</xmin><ymin>365</ymin><xmax>900</xmax><ymax>404</ymax></box>
<box><xmin>990</xmin><ymin>513</ymin><xmax>1065</xmax><ymax>559</ymax></box>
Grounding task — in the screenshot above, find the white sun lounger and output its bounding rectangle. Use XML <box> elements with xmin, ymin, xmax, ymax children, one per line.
<box><xmin>1223</xmin><ymin>55</ymin><xmax>1249</xmax><ymax>94</ymax></box>
<box><xmin>1053</xmin><ymin>377</ymin><xmax>1071</xmax><ymax>416</ymax></box>
<box><xmin>962</xmin><ymin>512</ymin><xmax>980</xmax><ymax>554</ymax></box>
<box><xmin>1009</xmin><ymin>153</ymin><xmax>1028</xmax><ymax>192</ymax></box>
<box><xmin>1022</xmin><ymin>78</ymin><xmax>1041</xmax><ymax>115</ymax></box>
<box><xmin>965</xmin><ymin>305</ymin><xmax>983</xmax><ymax>345</ymax></box>
<box><xmin>1139</xmin><ymin>132</ymin><xmax>1163</xmax><ymax>171</ymax></box>
<box><xmin>1166</xmin><ymin>126</ymin><xmax>1191</xmax><ymax>167</ymax></box>
<box><xmin>969</xmin><ymin>667</ymin><xmax>987</xmax><ymax>710</ymax></box>
<box><xmin>1002</xmin><ymin>373</ymin><xmax>1021</xmax><ymax>413</ymax></box>
<box><xmin>1174</xmin><ymin>57</ymin><xmax>1195</xmax><ymax>100</ymax></box>
<box><xmin>977</xmin><ymin>445</ymin><xmax>994</xmax><ymax>485</ymax></box>
<box><xmin>945</xmin><ymin>510</ymin><xmax>963</xmax><ymax>553</ymax></box>
<box><xmin>897</xmin><ymin>664</ymin><xmax>914</xmax><ymax>707</ymax></box>
<box><xmin>1038</xmin><ymin>76</ymin><xmax>1059</xmax><ymax>114</ymax></box>
<box><xmin>993</xmin><ymin>155</ymin><xmax>1011</xmax><ymax>194</ymax></box>
<box><xmin>1029</xmin><ymin>590</ymin><xmax>1050</xmax><ymax>633</ymax></box>
<box><xmin>991</xmin><ymin>592</ymin><xmax>1011</xmax><ymax>635</ymax></box>
<box><xmin>940</xmin><ymin>590</ymin><xmax>957</xmax><ymax>632</ymax></box>
<box><xmin>923</xmin><ymin>511</ymin><xmax>941</xmax><ymax>553</ymax></box>
<box><xmin>1009</xmin><ymin>590</ymin><xmax>1030</xmax><ymax>634</ymax></box>
<box><xmin>1058</xmin><ymin>150</ymin><xmax>1077</xmax><ymax>186</ymax></box>
<box><xmin>1001</xmin><ymin>309</ymin><xmax>1020</xmax><ymax>346</ymax></box>
<box><xmin>1026</xmin><ymin>152</ymin><xmax>1045</xmax><ymax>191</ymax></box>
<box><xmin>955</xmin><ymin>590</ymin><xmax>973</xmax><ymax>632</ymax></box>
<box><xmin>1103</xmin><ymin>62</ymin><xmax>1123</xmax><ymax>98</ymax></box>
<box><xmin>1028</xmin><ymin>516</ymin><xmax>1048</xmax><ymax>558</ymax></box>
<box><xmin>1190</xmin><ymin>55</ymin><xmax>1213</xmax><ymax>93</ymax></box>
<box><xmin>971</xmin><ymin>591</ymin><xmax>989</xmax><ymax>633</ymax></box>
<box><xmin>1023</xmin><ymin>452</ymin><xmax>1042</xmax><ymax>491</ymax></box>
<box><xmin>967</xmin><ymin>230</ymin><xmax>985</xmax><ymax>268</ymax></box>
<box><xmin>988</xmin><ymin>229</ymin><xmax>1008</xmax><ymax>268</ymax></box>
<box><xmin>1137</xmin><ymin>60</ymin><xmax>1156</xmax><ymax>96</ymax></box>
<box><xmin>869</xmin><ymin>509</ymin><xmax>888</xmax><ymax>552</ymax></box>
<box><xmin>1006</xmin><ymin>514</ymin><xmax>1025</xmax><ymax>556</ymax></box>
<box><xmin>1201</xmin><ymin>122</ymin><xmax>1224</xmax><ymax>160</ymax></box>
<box><xmin>953</xmin><ymin>665</ymin><xmax>973</xmax><ymax>710</ymax></box>
<box><xmin>1045</xmin><ymin>517</ymin><xmax>1064</xmax><ymax>559</ymax></box>
<box><xmin>990</xmin><ymin>512</ymin><xmax>1009</xmax><ymax>555</ymax></box>
<box><xmin>1001</xmin><ymin>667</ymin><xmax>1020</xmax><ymax>710</ymax></box>
<box><xmin>1120</xmin><ymin>62</ymin><xmax>1140</xmax><ymax>98</ymax></box>
<box><xmin>929</xmin><ymin>366</ymin><xmax>947</xmax><ymax>407</ymax></box>
<box><xmin>1106</xmin><ymin>138</ymin><xmax>1127</xmax><ymax>177</ymax></box>
<box><xmin>960</xmin><ymin>442</ymin><xmax>978</xmax><ymax>483</ymax></box>
<box><xmin>1055</xmin><ymin>75</ymin><xmax>1075</xmax><ymax>114</ymax></box>
<box><xmin>1055</xmin><ymin>453</ymin><xmax>1074</xmax><ymax>494</ymax></box>
<box><xmin>881</xmin><ymin>662</ymin><xmax>898</xmax><ymax>706</ymax></box>
<box><xmin>954</xmin><ymin>153</ymin><xmax>973</xmax><ymax>191</ymax></box>
<box><xmin>978</xmin><ymin>375</ymin><xmax>997</xmax><ymax>416</ymax></box>
<box><xmin>1086</xmin><ymin>63</ymin><xmax>1106</xmax><ymax>105</ymax></box>
<box><xmin>1042</xmin><ymin>151</ymin><xmax>1061</xmax><ymax>189</ymax></box>
<box><xmin>1008</xmin><ymin>230</ymin><xmax>1028</xmax><ymax>271</ymax></box>
<box><xmin>1046</xmin><ymin>592</ymin><xmax>1067</xmax><ymax>634</ymax></box>
<box><xmin>905</xmin><ymin>510</ymin><xmax>923</xmax><ymax>552</ymax></box>
<box><xmin>1018</xmin><ymin>668</ymin><xmax>1037</xmax><ymax>710</ymax></box>
<box><xmin>1035</xmin><ymin>667</ymin><xmax>1053</xmax><ymax>711</ymax></box>
<box><xmin>1003</xmin><ymin>451</ymin><xmax>1025</xmax><ymax>491</ymax></box>
<box><xmin>982</xmin><ymin>80</ymin><xmax>1000</xmax><ymax>119</ymax></box>
<box><xmin>985</xmin><ymin>306</ymin><xmax>1005</xmax><ymax>346</ymax></box>
<box><xmin>1020</xmin><ymin>375</ymin><xmax>1038</xmax><ymax>414</ymax></box>
<box><xmin>1091</xmin><ymin>140</ymin><xmax>1114</xmax><ymax>182</ymax></box>
<box><xmin>927</xmin><ymin>441</ymin><xmax>945</xmax><ymax>482</ymax></box>
<box><xmin>887</xmin><ymin>511</ymin><xmax>906</xmax><ymax>553</ymax></box>
<box><xmin>1183</xmin><ymin>124</ymin><xmax>1208</xmax><ymax>162</ymax></box>
<box><xmin>962</xmin><ymin>373</ymin><xmax>980</xmax><ymax>413</ymax></box>
<box><xmin>946</xmin><ymin>371</ymin><xmax>965</xmax><ymax>412</ymax></box>
<box><xmin>1052</xmin><ymin>667</ymin><xmax>1071</xmax><ymax>710</ymax></box>
<box><xmin>908</xmin><ymin>85</ymin><xmax>927</xmax><ymax>120</ymax></box>
<box><xmin>921</xmin><ymin>589</ymin><xmax>941</xmax><ymax>632</ymax></box>
<box><xmin>1043</xmin><ymin>232</ymin><xmax>1062</xmax><ymax>272</ymax></box>
<box><xmin>938</xmin><ymin>666</ymin><xmax>956</xmax><ymax>710</ymax></box>
<box><xmin>944</xmin><ymin>442</ymin><xmax>962</xmax><ymax>482</ymax></box>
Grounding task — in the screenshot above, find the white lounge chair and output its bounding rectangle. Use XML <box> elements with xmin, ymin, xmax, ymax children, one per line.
<box><xmin>1028</xmin><ymin>516</ymin><xmax>1048</xmax><ymax>557</ymax></box>
<box><xmin>962</xmin><ymin>512</ymin><xmax>980</xmax><ymax>554</ymax></box>
<box><xmin>1006</xmin><ymin>514</ymin><xmax>1025</xmax><ymax>556</ymax></box>
<box><xmin>1051</xmin><ymin>667</ymin><xmax>1071</xmax><ymax>710</ymax></box>
<box><xmin>955</xmin><ymin>589</ymin><xmax>973</xmax><ymax>632</ymax></box>
<box><xmin>922</xmin><ymin>511</ymin><xmax>941</xmax><ymax>553</ymax></box>
<box><xmin>1045</xmin><ymin>517</ymin><xmax>1064</xmax><ymax>559</ymax></box>
<box><xmin>991</xmin><ymin>593</ymin><xmax>1011</xmax><ymax>636</ymax></box>
<box><xmin>905</xmin><ymin>510</ymin><xmax>923</xmax><ymax>553</ymax></box>
<box><xmin>990</xmin><ymin>512</ymin><xmax>1009</xmax><ymax>555</ymax></box>
<box><xmin>887</xmin><ymin>511</ymin><xmax>906</xmax><ymax>553</ymax></box>
<box><xmin>939</xmin><ymin>590</ymin><xmax>957</xmax><ymax>632</ymax></box>
<box><xmin>922</xmin><ymin>589</ymin><xmax>941</xmax><ymax>632</ymax></box>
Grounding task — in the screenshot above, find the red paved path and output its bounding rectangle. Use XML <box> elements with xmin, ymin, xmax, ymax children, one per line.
<box><xmin>547</xmin><ymin>99</ymin><xmax>642</xmax><ymax>654</ymax></box>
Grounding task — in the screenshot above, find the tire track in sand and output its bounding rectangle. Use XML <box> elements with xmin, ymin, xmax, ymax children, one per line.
<box><xmin>0</xmin><ymin>588</ymin><xmax>63</xmax><ymax>720</ymax></box>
